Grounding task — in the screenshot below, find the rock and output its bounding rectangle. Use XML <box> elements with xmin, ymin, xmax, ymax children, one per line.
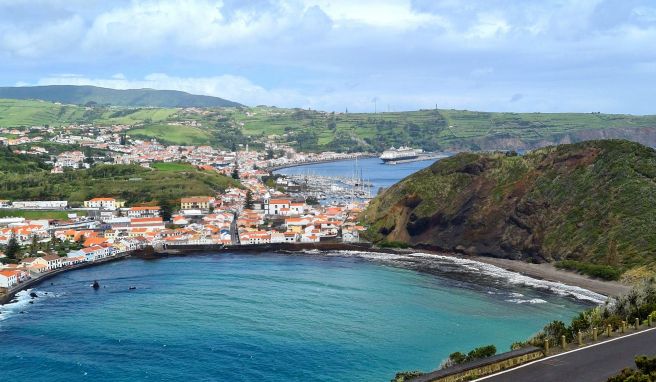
<box><xmin>30</xmin><ymin>292</ymin><xmax>38</xmax><ymax>299</ymax></box>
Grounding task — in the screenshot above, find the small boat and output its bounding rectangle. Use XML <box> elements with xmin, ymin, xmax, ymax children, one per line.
<box><xmin>92</xmin><ymin>280</ymin><xmax>100</xmax><ymax>289</ymax></box>
<box><xmin>129</xmin><ymin>286</ymin><xmax>137</xmax><ymax>290</ymax></box>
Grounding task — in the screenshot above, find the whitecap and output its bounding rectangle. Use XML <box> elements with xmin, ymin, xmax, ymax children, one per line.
<box><xmin>506</xmin><ymin>298</ymin><xmax>548</xmax><ymax>304</ymax></box>
<box><xmin>321</xmin><ymin>250</ymin><xmax>607</xmax><ymax>304</ymax></box>
<box><xmin>0</xmin><ymin>289</ymin><xmax>35</xmax><ymax>322</ymax></box>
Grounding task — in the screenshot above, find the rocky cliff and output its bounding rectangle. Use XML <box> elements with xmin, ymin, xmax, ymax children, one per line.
<box><xmin>363</xmin><ymin>140</ymin><xmax>656</xmax><ymax>274</ymax></box>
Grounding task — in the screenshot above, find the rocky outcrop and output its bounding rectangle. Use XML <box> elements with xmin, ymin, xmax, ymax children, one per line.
<box><xmin>363</xmin><ymin>140</ymin><xmax>656</xmax><ymax>271</ymax></box>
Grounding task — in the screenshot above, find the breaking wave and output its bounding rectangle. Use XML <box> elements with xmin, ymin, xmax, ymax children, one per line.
<box><xmin>305</xmin><ymin>250</ymin><xmax>607</xmax><ymax>304</ymax></box>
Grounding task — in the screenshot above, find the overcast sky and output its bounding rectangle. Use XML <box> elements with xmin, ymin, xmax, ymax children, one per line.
<box><xmin>1</xmin><ymin>0</ymin><xmax>655</xmax><ymax>113</ymax></box>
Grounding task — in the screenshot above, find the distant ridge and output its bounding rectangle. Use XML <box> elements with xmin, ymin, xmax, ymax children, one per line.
<box><xmin>0</xmin><ymin>85</ymin><xmax>242</xmax><ymax>108</ymax></box>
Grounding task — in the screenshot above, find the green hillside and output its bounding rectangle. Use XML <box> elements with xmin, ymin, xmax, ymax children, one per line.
<box><xmin>362</xmin><ymin>140</ymin><xmax>656</xmax><ymax>280</ymax></box>
<box><xmin>0</xmin><ymin>85</ymin><xmax>241</xmax><ymax>108</ymax></box>
<box><xmin>0</xmin><ymin>150</ymin><xmax>238</xmax><ymax>205</ymax></box>
<box><xmin>1</xmin><ymin>96</ymin><xmax>655</xmax><ymax>152</ymax></box>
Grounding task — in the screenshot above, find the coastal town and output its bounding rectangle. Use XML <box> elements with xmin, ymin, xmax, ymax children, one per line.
<box><xmin>0</xmin><ymin>122</ymin><xmax>373</xmax><ymax>295</ymax></box>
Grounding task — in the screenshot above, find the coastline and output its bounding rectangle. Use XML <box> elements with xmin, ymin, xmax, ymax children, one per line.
<box><xmin>158</xmin><ymin>242</ymin><xmax>630</xmax><ymax>298</ymax></box>
<box><xmin>0</xmin><ymin>252</ymin><xmax>131</xmax><ymax>306</ymax></box>
<box><xmin>1</xmin><ymin>243</ymin><xmax>631</xmax><ymax>307</ymax></box>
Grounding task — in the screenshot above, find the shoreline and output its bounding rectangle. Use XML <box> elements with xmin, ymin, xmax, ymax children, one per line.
<box><xmin>1</xmin><ymin>243</ymin><xmax>630</xmax><ymax>306</ymax></box>
<box><xmin>158</xmin><ymin>242</ymin><xmax>630</xmax><ymax>298</ymax></box>
<box><xmin>0</xmin><ymin>252</ymin><xmax>131</xmax><ymax>306</ymax></box>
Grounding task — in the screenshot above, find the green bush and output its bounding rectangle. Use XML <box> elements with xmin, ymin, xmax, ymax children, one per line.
<box><xmin>607</xmin><ymin>355</ymin><xmax>656</xmax><ymax>381</ymax></box>
<box><xmin>556</xmin><ymin>260</ymin><xmax>622</xmax><ymax>281</ymax></box>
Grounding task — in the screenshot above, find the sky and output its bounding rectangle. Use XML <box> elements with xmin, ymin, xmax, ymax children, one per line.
<box><xmin>0</xmin><ymin>0</ymin><xmax>655</xmax><ymax>113</ymax></box>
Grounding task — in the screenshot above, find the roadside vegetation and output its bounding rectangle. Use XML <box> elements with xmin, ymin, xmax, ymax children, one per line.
<box><xmin>608</xmin><ymin>355</ymin><xmax>656</xmax><ymax>381</ymax></box>
<box><xmin>392</xmin><ymin>279</ymin><xmax>656</xmax><ymax>381</ymax></box>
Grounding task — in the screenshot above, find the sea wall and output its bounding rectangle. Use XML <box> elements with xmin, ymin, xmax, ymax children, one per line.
<box><xmin>158</xmin><ymin>242</ymin><xmax>377</xmax><ymax>254</ymax></box>
<box><xmin>409</xmin><ymin>347</ymin><xmax>544</xmax><ymax>382</ymax></box>
<box><xmin>0</xmin><ymin>252</ymin><xmax>132</xmax><ymax>305</ymax></box>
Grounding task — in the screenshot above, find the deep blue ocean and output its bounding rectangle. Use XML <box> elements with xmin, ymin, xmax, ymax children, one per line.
<box><xmin>0</xmin><ymin>252</ymin><xmax>595</xmax><ymax>381</ymax></box>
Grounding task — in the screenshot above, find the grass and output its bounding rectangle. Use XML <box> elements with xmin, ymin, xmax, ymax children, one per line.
<box><xmin>556</xmin><ymin>260</ymin><xmax>622</xmax><ymax>281</ymax></box>
<box><xmin>127</xmin><ymin>124</ymin><xmax>211</xmax><ymax>145</ymax></box>
<box><xmin>151</xmin><ymin>162</ymin><xmax>196</xmax><ymax>172</ymax></box>
<box><xmin>0</xmin><ymin>209</ymin><xmax>78</xmax><ymax>220</ymax></box>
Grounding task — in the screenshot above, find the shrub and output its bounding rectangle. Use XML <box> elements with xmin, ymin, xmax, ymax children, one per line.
<box><xmin>607</xmin><ymin>355</ymin><xmax>656</xmax><ymax>381</ymax></box>
<box><xmin>556</xmin><ymin>260</ymin><xmax>622</xmax><ymax>281</ymax></box>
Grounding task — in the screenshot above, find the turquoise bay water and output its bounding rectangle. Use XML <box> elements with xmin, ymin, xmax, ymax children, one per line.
<box><xmin>0</xmin><ymin>252</ymin><xmax>590</xmax><ymax>381</ymax></box>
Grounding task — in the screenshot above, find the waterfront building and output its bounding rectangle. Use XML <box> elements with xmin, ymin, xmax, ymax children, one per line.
<box><xmin>0</xmin><ymin>270</ymin><xmax>19</xmax><ymax>288</ymax></box>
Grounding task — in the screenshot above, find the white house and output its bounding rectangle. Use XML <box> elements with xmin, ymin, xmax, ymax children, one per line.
<box><xmin>0</xmin><ymin>270</ymin><xmax>19</xmax><ymax>288</ymax></box>
<box><xmin>267</xmin><ymin>198</ymin><xmax>291</xmax><ymax>215</ymax></box>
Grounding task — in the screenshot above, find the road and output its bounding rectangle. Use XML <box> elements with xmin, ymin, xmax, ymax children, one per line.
<box><xmin>479</xmin><ymin>327</ymin><xmax>656</xmax><ymax>382</ymax></box>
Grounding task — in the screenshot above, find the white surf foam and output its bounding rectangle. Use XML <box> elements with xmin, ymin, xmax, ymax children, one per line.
<box><xmin>321</xmin><ymin>250</ymin><xmax>608</xmax><ymax>304</ymax></box>
<box><xmin>0</xmin><ymin>289</ymin><xmax>35</xmax><ymax>322</ymax></box>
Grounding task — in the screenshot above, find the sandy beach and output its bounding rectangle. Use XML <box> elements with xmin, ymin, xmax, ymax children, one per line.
<box><xmin>464</xmin><ymin>255</ymin><xmax>631</xmax><ymax>297</ymax></box>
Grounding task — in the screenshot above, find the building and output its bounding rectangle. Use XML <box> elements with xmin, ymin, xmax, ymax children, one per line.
<box><xmin>84</xmin><ymin>198</ymin><xmax>125</xmax><ymax>210</ymax></box>
<box><xmin>130</xmin><ymin>217</ymin><xmax>165</xmax><ymax>230</ymax></box>
<box><xmin>267</xmin><ymin>198</ymin><xmax>291</xmax><ymax>215</ymax></box>
<box><xmin>127</xmin><ymin>206</ymin><xmax>161</xmax><ymax>218</ymax></box>
<box><xmin>12</xmin><ymin>201</ymin><xmax>68</xmax><ymax>209</ymax></box>
<box><xmin>0</xmin><ymin>270</ymin><xmax>19</xmax><ymax>288</ymax></box>
<box><xmin>180</xmin><ymin>197</ymin><xmax>214</xmax><ymax>211</ymax></box>
<box><xmin>55</xmin><ymin>151</ymin><xmax>85</xmax><ymax>169</ymax></box>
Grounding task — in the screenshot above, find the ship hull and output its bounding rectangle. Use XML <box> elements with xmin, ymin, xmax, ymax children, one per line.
<box><xmin>380</xmin><ymin>154</ymin><xmax>419</xmax><ymax>163</ymax></box>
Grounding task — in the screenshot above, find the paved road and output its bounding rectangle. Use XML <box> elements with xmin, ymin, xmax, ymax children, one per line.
<box><xmin>480</xmin><ymin>328</ymin><xmax>656</xmax><ymax>382</ymax></box>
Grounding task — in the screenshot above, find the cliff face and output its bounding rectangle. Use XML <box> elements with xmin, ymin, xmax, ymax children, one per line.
<box><xmin>363</xmin><ymin>140</ymin><xmax>656</xmax><ymax>270</ymax></box>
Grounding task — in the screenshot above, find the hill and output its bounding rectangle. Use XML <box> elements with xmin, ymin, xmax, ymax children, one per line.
<box><xmin>0</xmin><ymin>85</ymin><xmax>242</xmax><ymax>108</ymax></box>
<box><xmin>0</xmin><ymin>150</ymin><xmax>239</xmax><ymax>205</ymax></box>
<box><xmin>1</xmin><ymin>98</ymin><xmax>656</xmax><ymax>152</ymax></box>
<box><xmin>362</xmin><ymin>140</ymin><xmax>656</xmax><ymax>279</ymax></box>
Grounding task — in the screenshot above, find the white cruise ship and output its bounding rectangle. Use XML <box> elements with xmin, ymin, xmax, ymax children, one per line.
<box><xmin>379</xmin><ymin>146</ymin><xmax>422</xmax><ymax>163</ymax></box>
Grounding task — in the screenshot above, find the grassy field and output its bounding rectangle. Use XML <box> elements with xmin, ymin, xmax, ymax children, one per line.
<box><xmin>0</xmin><ymin>209</ymin><xmax>76</xmax><ymax>220</ymax></box>
<box><xmin>0</xmin><ymin>99</ymin><xmax>86</xmax><ymax>127</ymax></box>
<box><xmin>151</xmin><ymin>162</ymin><xmax>196</xmax><ymax>171</ymax></box>
<box><xmin>127</xmin><ymin>124</ymin><xmax>211</xmax><ymax>145</ymax></box>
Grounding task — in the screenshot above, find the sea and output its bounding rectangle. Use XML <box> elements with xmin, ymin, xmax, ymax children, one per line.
<box><xmin>0</xmin><ymin>158</ymin><xmax>602</xmax><ymax>381</ymax></box>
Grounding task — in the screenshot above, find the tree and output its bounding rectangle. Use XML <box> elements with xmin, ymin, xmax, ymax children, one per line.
<box><xmin>245</xmin><ymin>190</ymin><xmax>254</xmax><ymax>209</ymax></box>
<box><xmin>5</xmin><ymin>233</ymin><xmax>20</xmax><ymax>259</ymax></box>
<box><xmin>231</xmin><ymin>167</ymin><xmax>240</xmax><ymax>179</ymax></box>
<box><xmin>30</xmin><ymin>235</ymin><xmax>39</xmax><ymax>255</ymax></box>
<box><xmin>159</xmin><ymin>198</ymin><xmax>173</xmax><ymax>222</ymax></box>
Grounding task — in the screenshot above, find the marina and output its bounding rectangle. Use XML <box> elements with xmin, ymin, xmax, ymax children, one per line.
<box><xmin>274</xmin><ymin>156</ymin><xmax>444</xmax><ymax>204</ymax></box>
